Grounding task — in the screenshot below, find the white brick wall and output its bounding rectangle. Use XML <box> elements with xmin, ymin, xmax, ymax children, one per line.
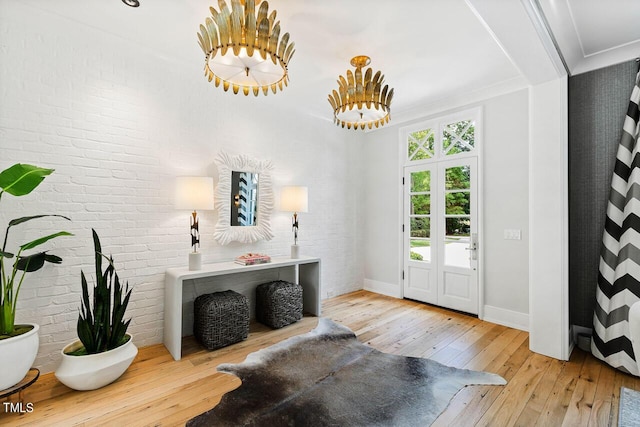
<box><xmin>0</xmin><ymin>3</ymin><xmax>364</xmax><ymax>374</ymax></box>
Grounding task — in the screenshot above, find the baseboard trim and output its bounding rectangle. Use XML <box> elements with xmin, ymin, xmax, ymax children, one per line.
<box><xmin>482</xmin><ymin>305</ymin><xmax>529</xmax><ymax>332</ymax></box>
<box><xmin>364</xmin><ymin>284</ymin><xmax>529</xmax><ymax>331</ymax></box>
<box><xmin>363</xmin><ymin>279</ymin><xmax>402</xmax><ymax>299</ymax></box>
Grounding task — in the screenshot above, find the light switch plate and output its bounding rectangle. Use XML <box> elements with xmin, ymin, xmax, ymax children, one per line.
<box><xmin>504</xmin><ymin>229</ymin><xmax>522</xmax><ymax>240</ymax></box>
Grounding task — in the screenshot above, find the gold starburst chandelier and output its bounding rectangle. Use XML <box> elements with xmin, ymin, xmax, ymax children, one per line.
<box><xmin>197</xmin><ymin>0</ymin><xmax>295</xmax><ymax>96</ymax></box>
<box><xmin>328</xmin><ymin>56</ymin><xmax>394</xmax><ymax>130</ymax></box>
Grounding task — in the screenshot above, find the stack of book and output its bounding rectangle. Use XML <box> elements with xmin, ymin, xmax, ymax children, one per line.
<box><xmin>234</xmin><ymin>253</ymin><xmax>271</xmax><ymax>265</ymax></box>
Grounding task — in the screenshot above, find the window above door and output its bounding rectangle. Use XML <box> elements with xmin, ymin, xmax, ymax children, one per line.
<box><xmin>403</xmin><ymin>107</ymin><xmax>481</xmax><ymax>165</ymax></box>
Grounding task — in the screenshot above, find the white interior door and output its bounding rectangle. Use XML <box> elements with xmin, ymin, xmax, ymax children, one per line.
<box><xmin>403</xmin><ymin>157</ymin><xmax>478</xmax><ymax>314</ymax></box>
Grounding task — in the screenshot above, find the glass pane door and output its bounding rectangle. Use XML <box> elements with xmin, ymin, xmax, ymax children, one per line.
<box><xmin>404</xmin><ymin>158</ymin><xmax>478</xmax><ymax>314</ymax></box>
<box><xmin>410</xmin><ymin>169</ymin><xmax>431</xmax><ymax>263</ymax></box>
<box><xmin>444</xmin><ymin>164</ymin><xmax>471</xmax><ymax>269</ymax></box>
<box><xmin>437</xmin><ymin>157</ymin><xmax>477</xmax><ymax>314</ymax></box>
<box><xmin>404</xmin><ymin>164</ymin><xmax>437</xmax><ymax>304</ymax></box>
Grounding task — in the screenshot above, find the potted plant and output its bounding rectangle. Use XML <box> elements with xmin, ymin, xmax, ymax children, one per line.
<box><xmin>55</xmin><ymin>229</ymin><xmax>138</xmax><ymax>391</ymax></box>
<box><xmin>0</xmin><ymin>163</ymin><xmax>72</xmax><ymax>390</ymax></box>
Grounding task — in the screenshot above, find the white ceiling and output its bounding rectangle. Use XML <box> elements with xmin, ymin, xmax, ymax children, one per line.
<box><xmin>538</xmin><ymin>0</ymin><xmax>640</xmax><ymax>75</ymax></box>
<box><xmin>17</xmin><ymin>0</ymin><xmax>640</xmax><ymax>126</ymax></box>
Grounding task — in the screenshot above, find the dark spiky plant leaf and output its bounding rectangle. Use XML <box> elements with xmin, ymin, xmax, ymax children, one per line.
<box><xmin>76</xmin><ymin>316</ymin><xmax>94</xmax><ymax>353</ymax></box>
<box><xmin>93</xmin><ymin>229</ymin><xmax>102</xmax><ymax>293</ymax></box>
<box><xmin>75</xmin><ymin>229</ymin><xmax>133</xmax><ymax>355</ymax></box>
<box><xmin>99</xmin><ymin>263</ymin><xmax>114</xmax><ymax>349</ymax></box>
<box><xmin>108</xmin><ymin>273</ymin><xmax>132</xmax><ymax>349</ymax></box>
<box><xmin>80</xmin><ymin>271</ymin><xmax>93</xmax><ymax>325</ymax></box>
<box><xmin>78</xmin><ymin>270</ymin><xmax>95</xmax><ymax>351</ymax></box>
<box><xmin>79</xmin><ymin>286</ymin><xmax>91</xmax><ymax>348</ymax></box>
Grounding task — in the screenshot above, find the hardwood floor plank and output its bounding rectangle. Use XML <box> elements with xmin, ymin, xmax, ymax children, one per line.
<box><xmin>434</xmin><ymin>334</ymin><xmax>531</xmax><ymax>427</ymax></box>
<box><xmin>561</xmin><ymin>350</ymin><xmax>604</xmax><ymax>427</ymax></box>
<box><xmin>514</xmin><ymin>354</ymin><xmax>564</xmax><ymax>426</ymax></box>
<box><xmin>426</xmin><ymin>319</ymin><xmax>497</xmax><ymax>363</ymax></box>
<box><xmin>474</xmin><ymin>352</ymin><xmax>552</xmax><ymax>426</ymax></box>
<box><xmin>588</xmin><ymin>360</ymin><xmax>618</xmax><ymax>427</ymax></box>
<box><xmin>1</xmin><ymin>291</ymin><xmax>637</xmax><ymax>426</ymax></box>
<box><xmin>534</xmin><ymin>349</ymin><xmax>587</xmax><ymax>427</ymax></box>
<box><xmin>444</xmin><ymin>323</ymin><xmax>509</xmax><ymax>368</ymax></box>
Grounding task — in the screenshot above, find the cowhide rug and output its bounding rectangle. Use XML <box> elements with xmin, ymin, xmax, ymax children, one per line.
<box><xmin>187</xmin><ymin>318</ymin><xmax>506</xmax><ymax>427</ymax></box>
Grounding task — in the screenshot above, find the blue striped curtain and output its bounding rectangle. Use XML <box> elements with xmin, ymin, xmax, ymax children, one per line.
<box><xmin>592</xmin><ymin>68</ymin><xmax>640</xmax><ymax>376</ymax></box>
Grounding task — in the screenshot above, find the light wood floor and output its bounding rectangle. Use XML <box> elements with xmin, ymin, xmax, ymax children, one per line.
<box><xmin>2</xmin><ymin>290</ymin><xmax>639</xmax><ymax>426</ymax></box>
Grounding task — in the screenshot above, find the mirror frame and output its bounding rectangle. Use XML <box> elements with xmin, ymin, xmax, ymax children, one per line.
<box><xmin>213</xmin><ymin>152</ymin><xmax>274</xmax><ymax>245</ymax></box>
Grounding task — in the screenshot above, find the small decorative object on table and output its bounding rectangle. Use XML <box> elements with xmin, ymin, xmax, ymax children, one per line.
<box><xmin>234</xmin><ymin>253</ymin><xmax>271</xmax><ymax>265</ymax></box>
<box><xmin>256</xmin><ymin>281</ymin><xmax>303</xmax><ymax>329</ymax></box>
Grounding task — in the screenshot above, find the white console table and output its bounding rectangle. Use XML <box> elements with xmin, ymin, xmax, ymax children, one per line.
<box><xmin>164</xmin><ymin>256</ymin><xmax>321</xmax><ymax>361</ymax></box>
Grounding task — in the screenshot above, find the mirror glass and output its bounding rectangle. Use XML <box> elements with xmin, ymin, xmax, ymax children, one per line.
<box><xmin>213</xmin><ymin>152</ymin><xmax>274</xmax><ymax>245</ymax></box>
<box><xmin>230</xmin><ymin>171</ymin><xmax>259</xmax><ymax>226</ymax></box>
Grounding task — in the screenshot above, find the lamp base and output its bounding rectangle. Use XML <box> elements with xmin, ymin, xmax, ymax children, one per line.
<box><xmin>291</xmin><ymin>244</ymin><xmax>300</xmax><ymax>259</ymax></box>
<box><xmin>189</xmin><ymin>252</ymin><xmax>202</xmax><ymax>271</ymax></box>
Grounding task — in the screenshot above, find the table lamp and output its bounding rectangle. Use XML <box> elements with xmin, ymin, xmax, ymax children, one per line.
<box><xmin>280</xmin><ymin>186</ymin><xmax>308</xmax><ymax>259</ymax></box>
<box><xmin>175</xmin><ymin>176</ymin><xmax>214</xmax><ymax>270</ymax></box>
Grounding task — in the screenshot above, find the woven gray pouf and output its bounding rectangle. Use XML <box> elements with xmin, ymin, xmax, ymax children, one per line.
<box><xmin>194</xmin><ymin>290</ymin><xmax>249</xmax><ymax>350</ymax></box>
<box><xmin>256</xmin><ymin>280</ymin><xmax>303</xmax><ymax>329</ymax></box>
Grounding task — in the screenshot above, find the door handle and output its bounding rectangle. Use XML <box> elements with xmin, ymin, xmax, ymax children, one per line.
<box><xmin>465</xmin><ymin>233</ymin><xmax>478</xmax><ymax>260</ymax></box>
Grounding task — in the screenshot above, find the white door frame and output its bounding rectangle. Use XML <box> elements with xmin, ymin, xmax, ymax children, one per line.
<box><xmin>398</xmin><ymin>107</ymin><xmax>484</xmax><ymax>319</ymax></box>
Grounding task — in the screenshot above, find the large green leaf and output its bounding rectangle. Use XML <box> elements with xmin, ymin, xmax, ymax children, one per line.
<box><xmin>8</xmin><ymin>214</ymin><xmax>70</xmax><ymax>227</ymax></box>
<box><xmin>0</xmin><ymin>250</ymin><xmax>14</xmax><ymax>258</ymax></box>
<box><xmin>15</xmin><ymin>252</ymin><xmax>63</xmax><ymax>272</ymax></box>
<box><xmin>0</xmin><ymin>164</ymin><xmax>54</xmax><ymax>197</ymax></box>
<box><xmin>20</xmin><ymin>231</ymin><xmax>73</xmax><ymax>251</ymax></box>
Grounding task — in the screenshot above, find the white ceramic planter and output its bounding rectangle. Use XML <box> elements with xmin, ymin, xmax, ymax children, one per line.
<box><xmin>0</xmin><ymin>323</ymin><xmax>39</xmax><ymax>390</ymax></box>
<box><xmin>55</xmin><ymin>334</ymin><xmax>138</xmax><ymax>391</ymax></box>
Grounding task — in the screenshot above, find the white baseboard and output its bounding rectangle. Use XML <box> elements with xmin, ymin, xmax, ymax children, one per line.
<box><xmin>364</xmin><ymin>284</ymin><xmax>529</xmax><ymax>332</ymax></box>
<box><xmin>482</xmin><ymin>305</ymin><xmax>529</xmax><ymax>332</ymax></box>
<box><xmin>363</xmin><ymin>279</ymin><xmax>402</xmax><ymax>299</ymax></box>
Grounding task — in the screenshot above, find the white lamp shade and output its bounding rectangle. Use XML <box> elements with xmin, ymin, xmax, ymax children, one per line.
<box><xmin>281</xmin><ymin>186</ymin><xmax>308</xmax><ymax>213</ymax></box>
<box><xmin>175</xmin><ymin>176</ymin><xmax>214</xmax><ymax>210</ymax></box>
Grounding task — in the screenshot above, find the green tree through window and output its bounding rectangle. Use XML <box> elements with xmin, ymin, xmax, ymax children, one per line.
<box><xmin>406</xmin><ymin>120</ymin><xmax>475</xmax><ymax>237</ymax></box>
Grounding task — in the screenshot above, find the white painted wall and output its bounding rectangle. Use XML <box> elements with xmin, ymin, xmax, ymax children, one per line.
<box><xmin>528</xmin><ymin>76</ymin><xmax>570</xmax><ymax>360</ymax></box>
<box><xmin>0</xmin><ymin>3</ymin><xmax>364</xmax><ymax>373</ymax></box>
<box><xmin>362</xmin><ymin>89</ymin><xmax>530</xmax><ymax>330</ymax></box>
<box><xmin>482</xmin><ymin>90</ymin><xmax>530</xmax><ymax>328</ymax></box>
<box><xmin>362</xmin><ymin>124</ymin><xmax>403</xmax><ymax>298</ymax></box>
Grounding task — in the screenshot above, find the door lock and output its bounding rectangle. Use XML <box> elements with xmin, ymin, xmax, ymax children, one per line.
<box><xmin>464</xmin><ymin>233</ymin><xmax>478</xmax><ymax>260</ymax></box>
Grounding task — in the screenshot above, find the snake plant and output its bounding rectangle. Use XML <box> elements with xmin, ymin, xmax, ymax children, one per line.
<box><xmin>0</xmin><ymin>164</ymin><xmax>72</xmax><ymax>338</ymax></box>
<box><xmin>75</xmin><ymin>229</ymin><xmax>132</xmax><ymax>355</ymax></box>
